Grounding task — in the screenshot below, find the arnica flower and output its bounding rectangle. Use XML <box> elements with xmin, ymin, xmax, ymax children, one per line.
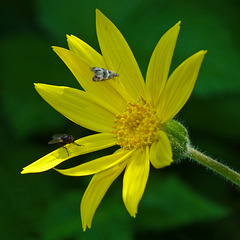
<box><xmin>21</xmin><ymin>9</ymin><xmax>206</xmax><ymax>231</ymax></box>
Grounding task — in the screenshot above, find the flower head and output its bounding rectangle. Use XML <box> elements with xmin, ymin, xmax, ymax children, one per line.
<box><xmin>21</xmin><ymin>10</ymin><xmax>206</xmax><ymax>231</ymax></box>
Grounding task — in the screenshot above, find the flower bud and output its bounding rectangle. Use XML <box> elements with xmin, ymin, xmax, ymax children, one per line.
<box><xmin>164</xmin><ymin>119</ymin><xmax>189</xmax><ymax>162</ymax></box>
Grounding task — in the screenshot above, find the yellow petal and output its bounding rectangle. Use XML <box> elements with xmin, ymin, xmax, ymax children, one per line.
<box><xmin>122</xmin><ymin>147</ymin><xmax>150</xmax><ymax>217</ymax></box>
<box><xmin>150</xmin><ymin>131</ymin><xmax>173</xmax><ymax>169</ymax></box>
<box><xmin>146</xmin><ymin>22</ymin><xmax>181</xmax><ymax>105</ymax></box>
<box><xmin>35</xmin><ymin>83</ymin><xmax>116</xmax><ymax>132</ymax></box>
<box><xmin>157</xmin><ymin>50</ymin><xmax>207</xmax><ymax>123</ymax></box>
<box><xmin>56</xmin><ymin>149</ymin><xmax>134</xmax><ymax>176</ymax></box>
<box><xmin>81</xmin><ymin>160</ymin><xmax>127</xmax><ymax>231</ymax></box>
<box><xmin>21</xmin><ymin>133</ymin><xmax>117</xmax><ymax>174</ymax></box>
<box><xmin>53</xmin><ymin>46</ymin><xmax>127</xmax><ymax>113</ymax></box>
<box><xmin>96</xmin><ymin>9</ymin><xmax>146</xmax><ymax>100</ymax></box>
<box><xmin>67</xmin><ymin>34</ymin><xmax>106</xmax><ymax>67</ymax></box>
<box><xmin>67</xmin><ymin>36</ymin><xmax>133</xmax><ymax>106</ymax></box>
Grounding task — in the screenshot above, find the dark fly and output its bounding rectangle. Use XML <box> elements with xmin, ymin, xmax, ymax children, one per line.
<box><xmin>48</xmin><ymin>134</ymin><xmax>80</xmax><ymax>156</ymax></box>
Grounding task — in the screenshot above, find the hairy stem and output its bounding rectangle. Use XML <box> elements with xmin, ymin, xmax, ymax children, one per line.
<box><xmin>186</xmin><ymin>146</ymin><xmax>240</xmax><ymax>187</ymax></box>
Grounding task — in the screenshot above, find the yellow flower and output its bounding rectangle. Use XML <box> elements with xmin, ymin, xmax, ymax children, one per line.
<box><xmin>21</xmin><ymin>10</ymin><xmax>206</xmax><ymax>231</ymax></box>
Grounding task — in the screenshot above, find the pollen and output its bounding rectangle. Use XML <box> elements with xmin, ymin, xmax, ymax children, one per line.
<box><xmin>111</xmin><ymin>97</ymin><xmax>160</xmax><ymax>149</ymax></box>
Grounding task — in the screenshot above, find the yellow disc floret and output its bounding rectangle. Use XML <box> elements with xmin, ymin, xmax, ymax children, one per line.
<box><xmin>111</xmin><ymin>97</ymin><xmax>160</xmax><ymax>149</ymax></box>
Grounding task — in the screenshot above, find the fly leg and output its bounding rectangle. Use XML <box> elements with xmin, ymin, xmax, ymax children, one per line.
<box><xmin>62</xmin><ymin>146</ymin><xmax>70</xmax><ymax>157</ymax></box>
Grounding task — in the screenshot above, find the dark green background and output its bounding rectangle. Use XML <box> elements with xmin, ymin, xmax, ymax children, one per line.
<box><xmin>1</xmin><ymin>0</ymin><xmax>240</xmax><ymax>239</ymax></box>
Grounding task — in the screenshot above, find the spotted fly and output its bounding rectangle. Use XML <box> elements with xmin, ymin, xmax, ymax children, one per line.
<box><xmin>90</xmin><ymin>67</ymin><xmax>119</xmax><ymax>81</ymax></box>
<box><xmin>90</xmin><ymin>62</ymin><xmax>122</xmax><ymax>82</ymax></box>
<box><xmin>48</xmin><ymin>134</ymin><xmax>80</xmax><ymax>156</ymax></box>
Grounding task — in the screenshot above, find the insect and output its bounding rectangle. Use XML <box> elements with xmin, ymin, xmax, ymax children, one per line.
<box><xmin>48</xmin><ymin>134</ymin><xmax>80</xmax><ymax>156</ymax></box>
<box><xmin>90</xmin><ymin>67</ymin><xmax>119</xmax><ymax>81</ymax></box>
<box><xmin>90</xmin><ymin>61</ymin><xmax>123</xmax><ymax>82</ymax></box>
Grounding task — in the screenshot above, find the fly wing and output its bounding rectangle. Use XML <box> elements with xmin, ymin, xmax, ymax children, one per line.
<box><xmin>48</xmin><ymin>139</ymin><xmax>59</xmax><ymax>144</ymax></box>
<box><xmin>48</xmin><ymin>134</ymin><xmax>65</xmax><ymax>144</ymax></box>
<box><xmin>92</xmin><ymin>76</ymin><xmax>104</xmax><ymax>81</ymax></box>
<box><xmin>90</xmin><ymin>67</ymin><xmax>105</xmax><ymax>81</ymax></box>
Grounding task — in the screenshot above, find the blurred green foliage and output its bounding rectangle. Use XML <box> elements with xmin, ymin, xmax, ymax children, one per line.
<box><xmin>1</xmin><ymin>0</ymin><xmax>240</xmax><ymax>239</ymax></box>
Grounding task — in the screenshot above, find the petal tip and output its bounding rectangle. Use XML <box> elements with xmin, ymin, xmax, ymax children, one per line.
<box><xmin>66</xmin><ymin>34</ymin><xmax>75</xmax><ymax>40</ymax></box>
<box><xmin>34</xmin><ymin>83</ymin><xmax>45</xmax><ymax>90</ymax></box>
<box><xmin>131</xmin><ymin>213</ymin><xmax>137</xmax><ymax>218</ymax></box>
<box><xmin>82</xmin><ymin>224</ymin><xmax>88</xmax><ymax>232</ymax></box>
<box><xmin>195</xmin><ymin>50</ymin><xmax>207</xmax><ymax>60</ymax></box>
<box><xmin>198</xmin><ymin>50</ymin><xmax>207</xmax><ymax>55</ymax></box>
<box><xmin>96</xmin><ymin>9</ymin><xmax>102</xmax><ymax>16</ymax></box>
<box><xmin>96</xmin><ymin>9</ymin><xmax>107</xmax><ymax>22</ymax></box>
<box><xmin>51</xmin><ymin>46</ymin><xmax>58</xmax><ymax>53</ymax></box>
<box><xmin>125</xmin><ymin>204</ymin><xmax>137</xmax><ymax>218</ymax></box>
<box><xmin>176</xmin><ymin>20</ymin><xmax>181</xmax><ymax>26</ymax></box>
<box><xmin>21</xmin><ymin>167</ymin><xmax>37</xmax><ymax>174</ymax></box>
<box><xmin>52</xmin><ymin>46</ymin><xmax>63</xmax><ymax>53</ymax></box>
<box><xmin>34</xmin><ymin>83</ymin><xmax>42</xmax><ymax>90</ymax></box>
<box><xmin>21</xmin><ymin>169</ymin><xmax>27</xmax><ymax>174</ymax></box>
<box><xmin>172</xmin><ymin>21</ymin><xmax>181</xmax><ymax>30</ymax></box>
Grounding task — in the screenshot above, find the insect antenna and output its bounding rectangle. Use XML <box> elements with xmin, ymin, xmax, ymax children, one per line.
<box><xmin>116</xmin><ymin>61</ymin><xmax>122</xmax><ymax>75</ymax></box>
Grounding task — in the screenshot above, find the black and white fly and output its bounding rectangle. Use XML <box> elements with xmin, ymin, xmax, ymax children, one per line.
<box><xmin>90</xmin><ymin>67</ymin><xmax>119</xmax><ymax>81</ymax></box>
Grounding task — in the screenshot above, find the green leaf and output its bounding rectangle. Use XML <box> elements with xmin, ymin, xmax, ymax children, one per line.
<box><xmin>136</xmin><ymin>174</ymin><xmax>230</xmax><ymax>231</ymax></box>
<box><xmin>42</xmin><ymin>189</ymin><xmax>132</xmax><ymax>240</ymax></box>
<box><xmin>36</xmin><ymin>0</ymin><xmax>140</xmax><ymax>44</ymax></box>
<box><xmin>0</xmin><ymin>143</ymin><xmax>58</xmax><ymax>240</ymax></box>
<box><xmin>180</xmin><ymin>96</ymin><xmax>240</xmax><ymax>140</ymax></box>
<box><xmin>42</xmin><ymin>191</ymin><xmax>82</xmax><ymax>240</ymax></box>
<box><xmin>0</xmin><ymin>34</ymin><xmax>77</xmax><ymax>138</ymax></box>
<box><xmin>41</xmin><ymin>174</ymin><xmax>230</xmax><ymax>238</ymax></box>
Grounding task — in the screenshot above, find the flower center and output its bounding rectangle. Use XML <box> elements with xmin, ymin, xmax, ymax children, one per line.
<box><xmin>111</xmin><ymin>97</ymin><xmax>160</xmax><ymax>149</ymax></box>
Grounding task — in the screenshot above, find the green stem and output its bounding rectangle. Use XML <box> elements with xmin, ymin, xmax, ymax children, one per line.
<box><xmin>186</xmin><ymin>146</ymin><xmax>240</xmax><ymax>187</ymax></box>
